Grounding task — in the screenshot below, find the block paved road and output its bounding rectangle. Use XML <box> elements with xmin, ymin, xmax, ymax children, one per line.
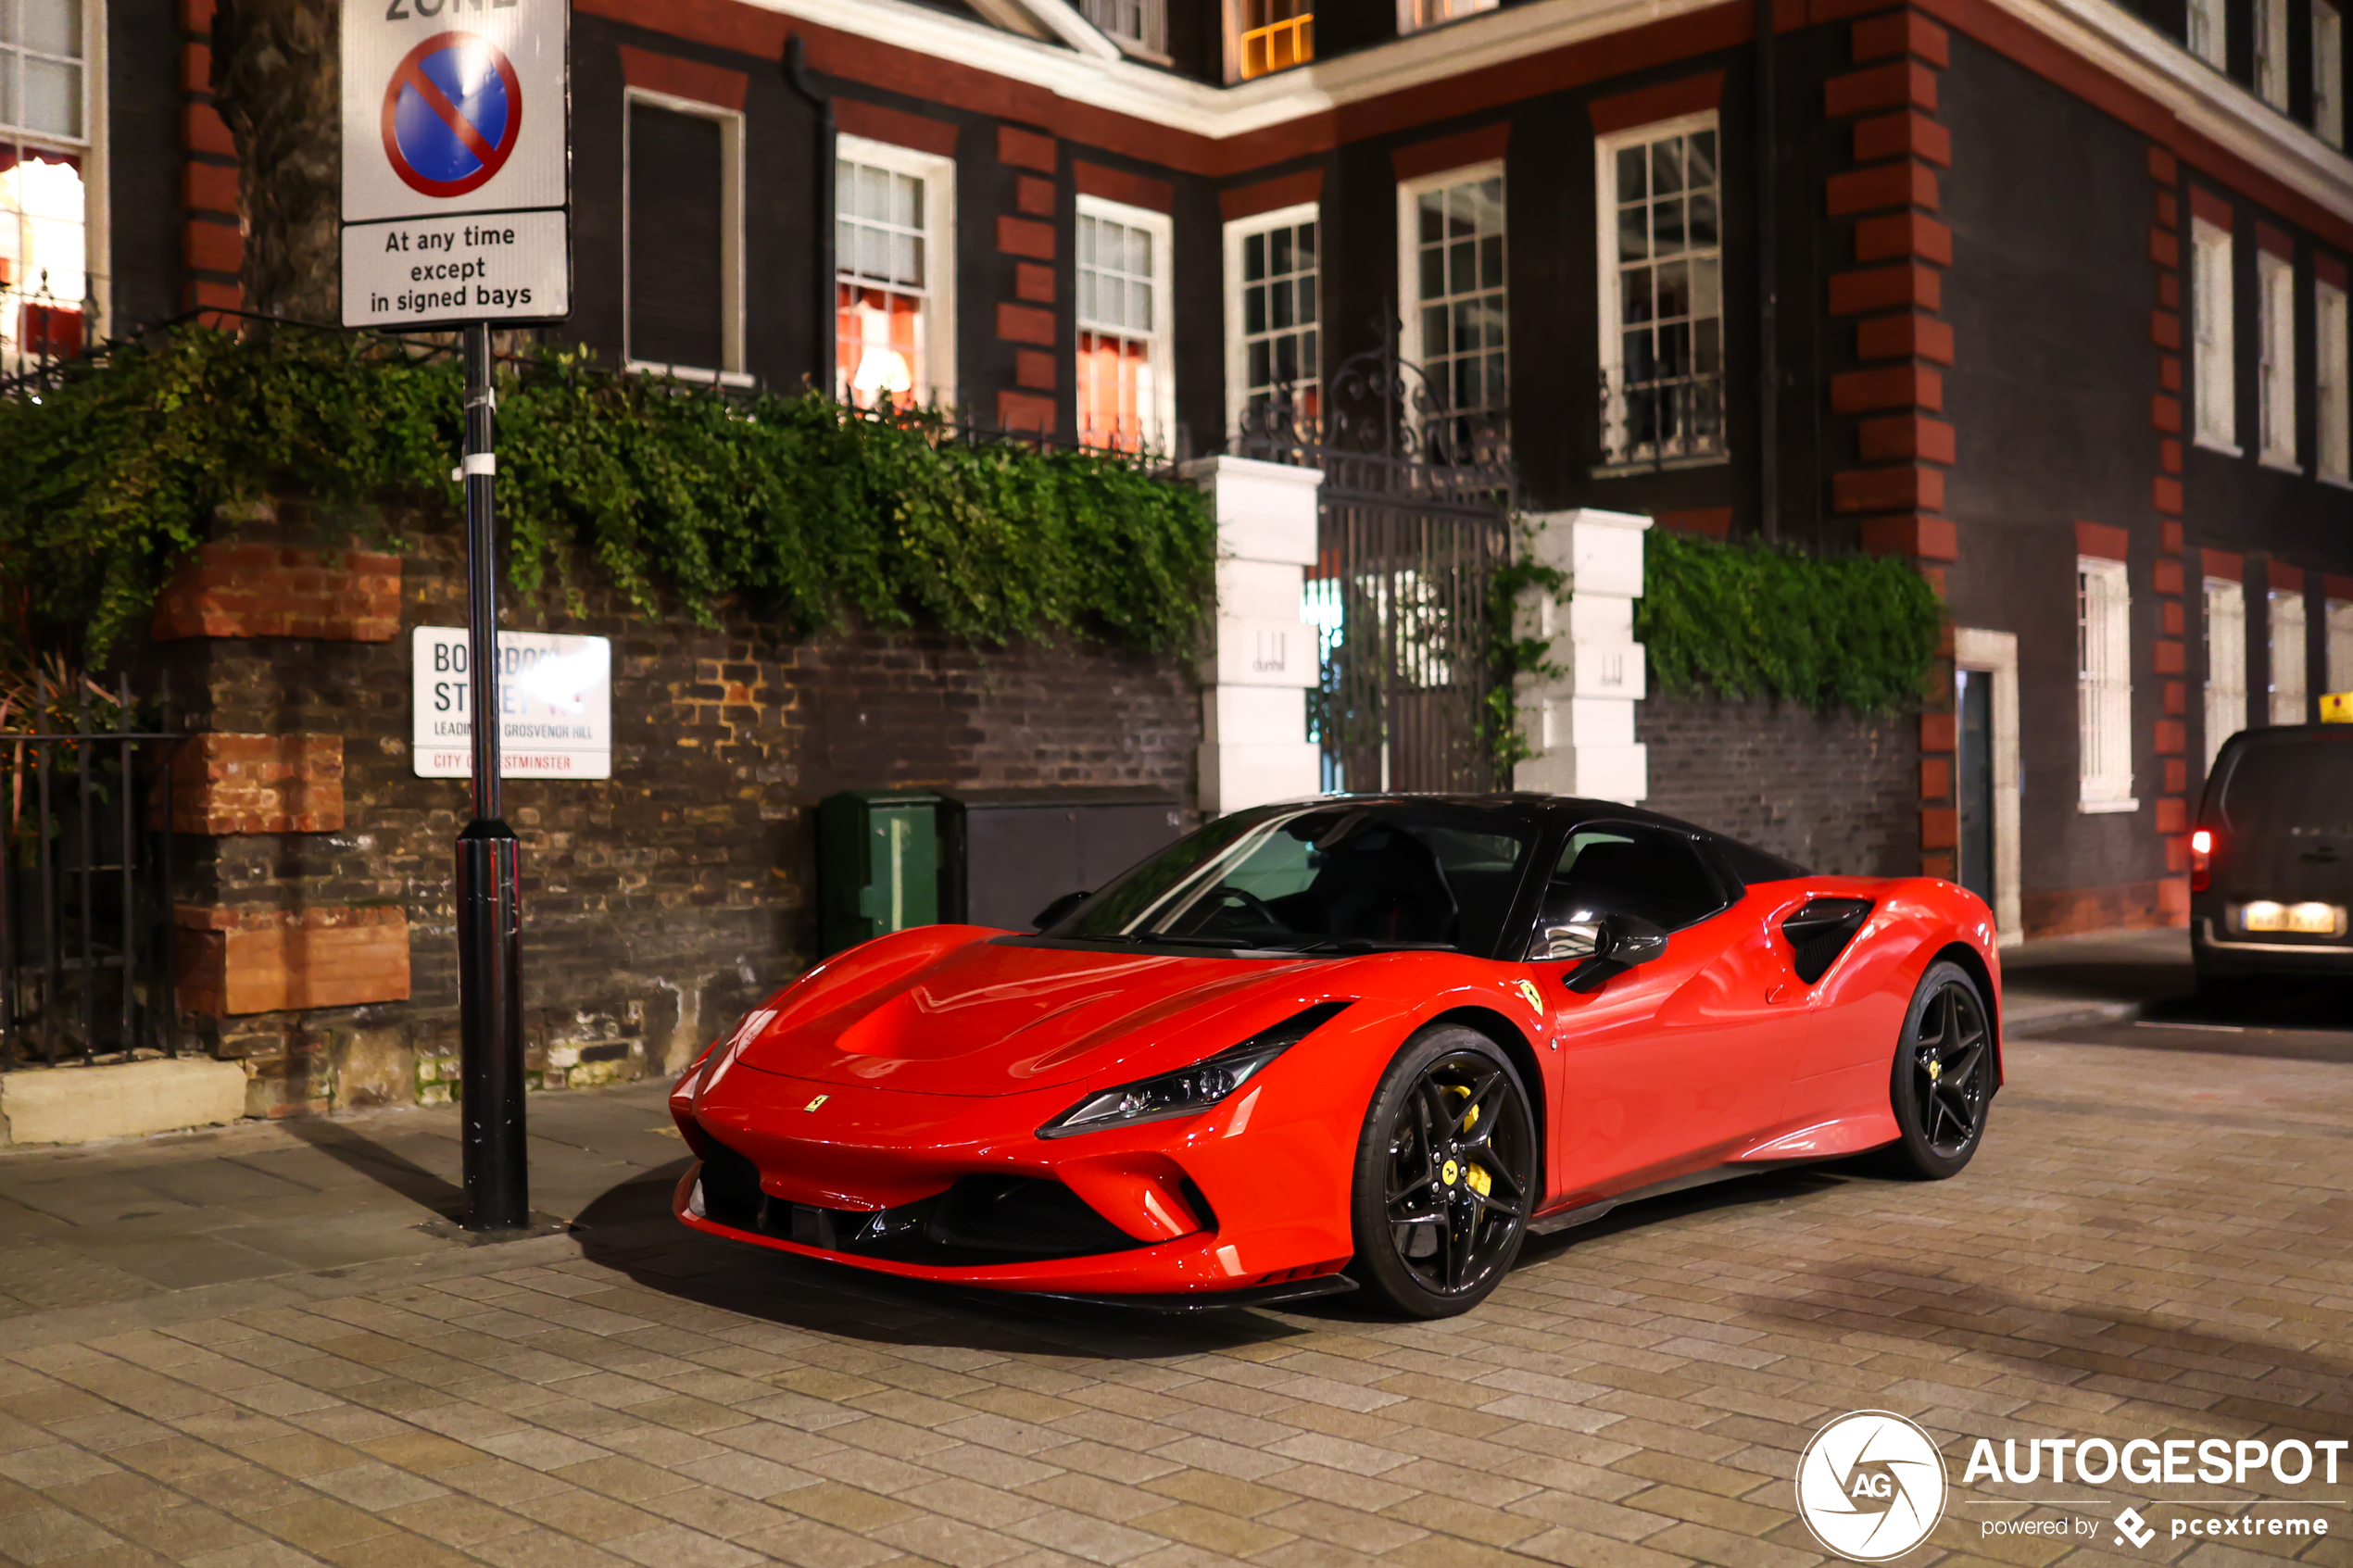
<box><xmin>0</xmin><ymin>1036</ymin><xmax>2344</xmax><ymax>1568</ymax></box>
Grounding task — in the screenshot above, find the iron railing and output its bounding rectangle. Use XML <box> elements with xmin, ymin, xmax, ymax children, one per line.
<box><xmin>1</xmin><ymin>676</ymin><xmax>182</xmax><ymax>1068</ymax></box>
<box><xmin>1597</xmin><ymin>366</ymin><xmax>1727</xmax><ymax>470</ymax></box>
<box><xmin>1239</xmin><ymin>315</ymin><xmax>1516</xmax><ymax>795</ymax></box>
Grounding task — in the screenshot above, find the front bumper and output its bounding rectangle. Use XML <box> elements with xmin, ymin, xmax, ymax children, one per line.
<box><xmin>671</xmin><ymin>1060</ymin><xmax>1359</xmax><ymax>1300</ymax></box>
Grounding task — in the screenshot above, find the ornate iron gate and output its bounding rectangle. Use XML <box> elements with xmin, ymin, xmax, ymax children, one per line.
<box><xmin>1239</xmin><ymin>321</ymin><xmax>1516</xmax><ymax>795</ymax></box>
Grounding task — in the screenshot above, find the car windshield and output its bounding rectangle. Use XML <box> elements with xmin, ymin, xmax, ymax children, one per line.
<box><xmin>2219</xmin><ymin>734</ymin><xmax>2353</xmax><ymax>834</ymax></box>
<box><xmin>1043</xmin><ymin>802</ymin><xmax>1541</xmax><ymax>956</ymax></box>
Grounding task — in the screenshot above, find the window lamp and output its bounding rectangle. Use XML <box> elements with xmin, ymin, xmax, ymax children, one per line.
<box><xmin>2</xmin><ymin>0</ymin><xmax>94</xmax><ymax>374</ymax></box>
<box><xmin>835</xmin><ymin>136</ymin><xmax>957</xmax><ymax>410</ymax></box>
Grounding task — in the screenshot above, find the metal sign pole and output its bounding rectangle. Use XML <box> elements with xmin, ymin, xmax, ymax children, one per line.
<box><xmin>457</xmin><ymin>322</ymin><xmax>529</xmax><ymax>1231</ymax></box>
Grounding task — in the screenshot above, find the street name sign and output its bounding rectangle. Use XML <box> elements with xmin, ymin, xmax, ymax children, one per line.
<box><xmin>341</xmin><ymin>0</ymin><xmax>572</xmax><ymax>329</ymax></box>
<box><xmin>412</xmin><ymin>627</ymin><xmax>611</xmax><ymax>779</ymax></box>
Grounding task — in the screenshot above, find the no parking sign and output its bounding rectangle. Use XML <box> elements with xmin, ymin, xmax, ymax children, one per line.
<box><xmin>340</xmin><ymin>0</ymin><xmax>570</xmax><ymax>329</ymax></box>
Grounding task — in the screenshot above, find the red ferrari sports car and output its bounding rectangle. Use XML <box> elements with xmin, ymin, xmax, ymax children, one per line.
<box><xmin>671</xmin><ymin>796</ymin><xmax>2002</xmax><ymax>1317</ymax></box>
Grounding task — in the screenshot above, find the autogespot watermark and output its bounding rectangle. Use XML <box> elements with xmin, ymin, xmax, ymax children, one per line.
<box><xmin>1796</xmin><ymin>1414</ymin><xmax>2346</xmax><ymax>1562</ymax></box>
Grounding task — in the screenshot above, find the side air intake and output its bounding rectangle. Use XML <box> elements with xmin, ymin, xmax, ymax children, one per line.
<box><xmin>1780</xmin><ymin>898</ymin><xmax>1873</xmax><ymax>985</ymax></box>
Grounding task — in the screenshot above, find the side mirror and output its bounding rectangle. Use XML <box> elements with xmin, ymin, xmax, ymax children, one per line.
<box><xmin>1032</xmin><ymin>890</ymin><xmax>1089</xmax><ymax>931</ymax></box>
<box><xmin>1534</xmin><ymin>912</ymin><xmax>1670</xmax><ymax>992</ymax></box>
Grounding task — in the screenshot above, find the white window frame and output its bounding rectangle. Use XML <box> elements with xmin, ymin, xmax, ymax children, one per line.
<box><xmin>2205</xmin><ymin>575</ymin><xmax>2248</xmax><ymax>773</ymax></box>
<box><xmin>1075</xmin><ymin>193</ymin><xmax>1175</xmax><ymax>454</ymax></box>
<box><xmin>1595</xmin><ymin>111</ymin><xmax>1727</xmax><ymax>469</ymax></box>
<box><xmin>2270</xmin><ymin>587</ymin><xmax>2309</xmax><ymax>722</ymax></box>
<box><xmin>2188</xmin><ymin>0</ymin><xmax>2227</xmax><ymax>67</ymax></box>
<box><xmin>1398</xmin><ymin>0</ymin><xmax>1497</xmax><ymax>32</ymax></box>
<box><xmin>1222</xmin><ymin>200</ymin><xmax>1319</xmax><ymax>442</ymax></box>
<box><xmin>2325</xmin><ymin>595</ymin><xmax>2353</xmax><ymax>693</ymax></box>
<box><xmin>2258</xmin><ymin>248</ymin><xmax>2297</xmax><ymax>468</ymax></box>
<box><xmin>833</xmin><ymin>132</ymin><xmax>958</xmax><ymax>410</ymax></box>
<box><xmin>1</xmin><ymin>0</ymin><xmax>108</xmax><ymax>376</ymax></box>
<box><xmin>2192</xmin><ymin>219</ymin><xmax>2238</xmax><ymax>453</ymax></box>
<box><xmin>2318</xmin><ymin>0</ymin><xmax>2346</xmax><ymax>146</ymax></box>
<box><xmin>623</xmin><ymin>89</ymin><xmax>748</xmax><ymax>384</ymax></box>
<box><xmin>1397</xmin><ymin>158</ymin><xmax>1509</xmax><ymax>435</ymax></box>
<box><xmin>2257</xmin><ymin>0</ymin><xmax>2292</xmax><ymax>107</ymax></box>
<box><xmin>2319</xmin><ymin>277</ymin><xmax>2349</xmax><ymax>482</ymax></box>
<box><xmin>1081</xmin><ymin>0</ymin><xmax>1169</xmax><ymax>60</ymax></box>
<box><xmin>2078</xmin><ymin>556</ymin><xmax>2137</xmax><ymax>812</ymax></box>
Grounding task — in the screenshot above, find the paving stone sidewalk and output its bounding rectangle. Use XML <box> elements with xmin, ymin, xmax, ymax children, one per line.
<box><xmin>0</xmin><ymin>1039</ymin><xmax>2345</xmax><ymax>1568</ymax></box>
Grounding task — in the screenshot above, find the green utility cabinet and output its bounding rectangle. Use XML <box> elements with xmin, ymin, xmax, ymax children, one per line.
<box><xmin>817</xmin><ymin>791</ymin><xmax>947</xmax><ymax>956</ymax></box>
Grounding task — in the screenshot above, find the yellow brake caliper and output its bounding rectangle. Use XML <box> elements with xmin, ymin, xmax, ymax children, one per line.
<box><xmin>1449</xmin><ymin>1085</ymin><xmax>1492</xmax><ymax>1198</ymax></box>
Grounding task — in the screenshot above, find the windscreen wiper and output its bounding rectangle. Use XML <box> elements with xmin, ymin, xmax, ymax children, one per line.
<box><xmin>1277</xmin><ymin>937</ymin><xmax>1460</xmax><ymax>955</ymax></box>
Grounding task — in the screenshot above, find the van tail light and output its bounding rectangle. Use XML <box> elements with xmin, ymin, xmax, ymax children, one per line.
<box><xmin>2190</xmin><ymin>828</ymin><xmax>2213</xmax><ymax>892</ymax></box>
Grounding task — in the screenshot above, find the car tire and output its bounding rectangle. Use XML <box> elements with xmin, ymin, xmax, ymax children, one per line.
<box><xmin>1347</xmin><ymin>1024</ymin><xmax>1537</xmax><ymax>1319</ymax></box>
<box><xmin>1882</xmin><ymin>960</ymin><xmax>1995</xmax><ymax>1181</ymax></box>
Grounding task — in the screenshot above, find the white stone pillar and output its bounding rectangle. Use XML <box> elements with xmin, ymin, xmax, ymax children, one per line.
<box><xmin>1510</xmin><ymin>508</ymin><xmax>1652</xmax><ymax>804</ymax></box>
<box><xmin>1180</xmin><ymin>456</ymin><xmax>1326</xmax><ymax>815</ymax></box>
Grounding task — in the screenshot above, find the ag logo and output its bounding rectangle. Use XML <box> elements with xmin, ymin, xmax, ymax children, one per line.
<box><xmin>1795</xmin><ymin>1411</ymin><xmax>1948</xmax><ymax>1562</ymax></box>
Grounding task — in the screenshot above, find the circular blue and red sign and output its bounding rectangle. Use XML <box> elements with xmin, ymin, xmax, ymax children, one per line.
<box><xmin>380</xmin><ymin>31</ymin><xmax>524</xmax><ymax>199</ymax></box>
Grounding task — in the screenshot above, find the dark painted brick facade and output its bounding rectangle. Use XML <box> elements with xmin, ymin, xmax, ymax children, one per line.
<box><xmin>1638</xmin><ymin>693</ymin><xmax>1920</xmax><ymax>877</ymax></box>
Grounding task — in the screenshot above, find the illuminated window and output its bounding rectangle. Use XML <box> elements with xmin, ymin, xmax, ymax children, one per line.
<box><xmin>1599</xmin><ymin>114</ymin><xmax>1725</xmax><ymax>465</ymax></box>
<box><xmin>2192</xmin><ymin>219</ymin><xmax>2235</xmax><ymax>451</ymax></box>
<box><xmin>1401</xmin><ymin>0</ymin><xmax>1497</xmax><ymax>30</ymax></box>
<box><xmin>2257</xmin><ymin>0</ymin><xmax>2290</xmax><ymax>108</ymax></box>
<box><xmin>3</xmin><ymin>0</ymin><xmax>92</xmax><ymax>373</ymax></box>
<box><xmin>1076</xmin><ymin>195</ymin><xmax>1172</xmax><ymax>453</ymax></box>
<box><xmin>1399</xmin><ymin>163</ymin><xmax>1508</xmax><ymax>439</ymax></box>
<box><xmin>2318</xmin><ymin>0</ymin><xmax>2345</xmax><ymax>146</ymax></box>
<box><xmin>2205</xmin><ymin>576</ymin><xmax>2247</xmax><ymax>771</ymax></box>
<box><xmin>835</xmin><ymin>136</ymin><xmax>955</xmax><ymax>409</ymax></box>
<box><xmin>1224</xmin><ymin>203</ymin><xmax>1318</xmax><ymax>438</ymax></box>
<box><xmin>2271</xmin><ymin>588</ymin><xmax>2308</xmax><ymax>722</ymax></box>
<box><xmin>2327</xmin><ymin>595</ymin><xmax>2353</xmax><ymax>694</ymax></box>
<box><xmin>2078</xmin><ymin>557</ymin><xmax>2135</xmax><ymax>811</ymax></box>
<box><xmin>2258</xmin><ymin>248</ymin><xmax>2295</xmax><ymax>466</ymax></box>
<box><xmin>2187</xmin><ymin>0</ymin><xmax>2225</xmax><ymax>67</ymax></box>
<box><xmin>2317</xmin><ymin>277</ymin><xmax>2347</xmax><ymax>481</ymax></box>
<box><xmin>1238</xmin><ymin>0</ymin><xmax>1313</xmax><ymax>79</ymax></box>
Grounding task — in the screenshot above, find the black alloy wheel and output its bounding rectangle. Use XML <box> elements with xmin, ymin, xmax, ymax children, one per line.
<box><xmin>1885</xmin><ymin>960</ymin><xmax>1994</xmax><ymax>1179</ymax></box>
<box><xmin>1349</xmin><ymin>1025</ymin><xmax>1536</xmax><ymax>1318</ymax></box>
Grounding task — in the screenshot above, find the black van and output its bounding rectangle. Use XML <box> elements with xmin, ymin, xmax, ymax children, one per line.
<box><xmin>2190</xmin><ymin>725</ymin><xmax>2353</xmax><ymax>991</ymax></box>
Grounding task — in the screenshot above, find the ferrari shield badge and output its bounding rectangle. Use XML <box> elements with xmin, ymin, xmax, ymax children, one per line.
<box><xmin>803</xmin><ymin>1094</ymin><xmax>830</xmax><ymax>1112</ymax></box>
<box><xmin>1514</xmin><ymin>978</ymin><xmax>1544</xmax><ymax>1014</ymax></box>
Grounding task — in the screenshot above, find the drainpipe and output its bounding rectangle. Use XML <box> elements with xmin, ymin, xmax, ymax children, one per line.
<box><xmin>786</xmin><ymin>37</ymin><xmax>836</xmax><ymax>387</ymax></box>
<box><xmin>1755</xmin><ymin>0</ymin><xmax>1780</xmax><ymax>543</ymax></box>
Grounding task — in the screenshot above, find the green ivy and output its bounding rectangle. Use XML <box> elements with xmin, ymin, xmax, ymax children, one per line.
<box><xmin>0</xmin><ymin>326</ymin><xmax>1214</xmax><ymax>661</ymax></box>
<box><xmin>1636</xmin><ymin>529</ymin><xmax>1944</xmax><ymax>714</ymax></box>
<box><xmin>1481</xmin><ymin>532</ymin><xmax>1567</xmax><ymax>775</ymax></box>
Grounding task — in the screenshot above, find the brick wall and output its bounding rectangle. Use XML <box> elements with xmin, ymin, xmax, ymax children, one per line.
<box><xmin>1638</xmin><ymin>692</ymin><xmax>1921</xmax><ymax>877</ymax></box>
<box><xmin>146</xmin><ymin>502</ymin><xmax>1199</xmax><ymax>1115</ymax></box>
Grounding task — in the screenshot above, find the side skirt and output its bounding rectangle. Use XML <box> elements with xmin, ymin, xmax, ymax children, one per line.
<box><xmin>1527</xmin><ymin>1155</ymin><xmax>1855</xmax><ymax>1237</ymax></box>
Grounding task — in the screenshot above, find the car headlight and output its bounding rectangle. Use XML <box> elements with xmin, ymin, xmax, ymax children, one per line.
<box><xmin>1037</xmin><ymin>1001</ymin><xmax>1352</xmax><ymax>1139</ymax></box>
